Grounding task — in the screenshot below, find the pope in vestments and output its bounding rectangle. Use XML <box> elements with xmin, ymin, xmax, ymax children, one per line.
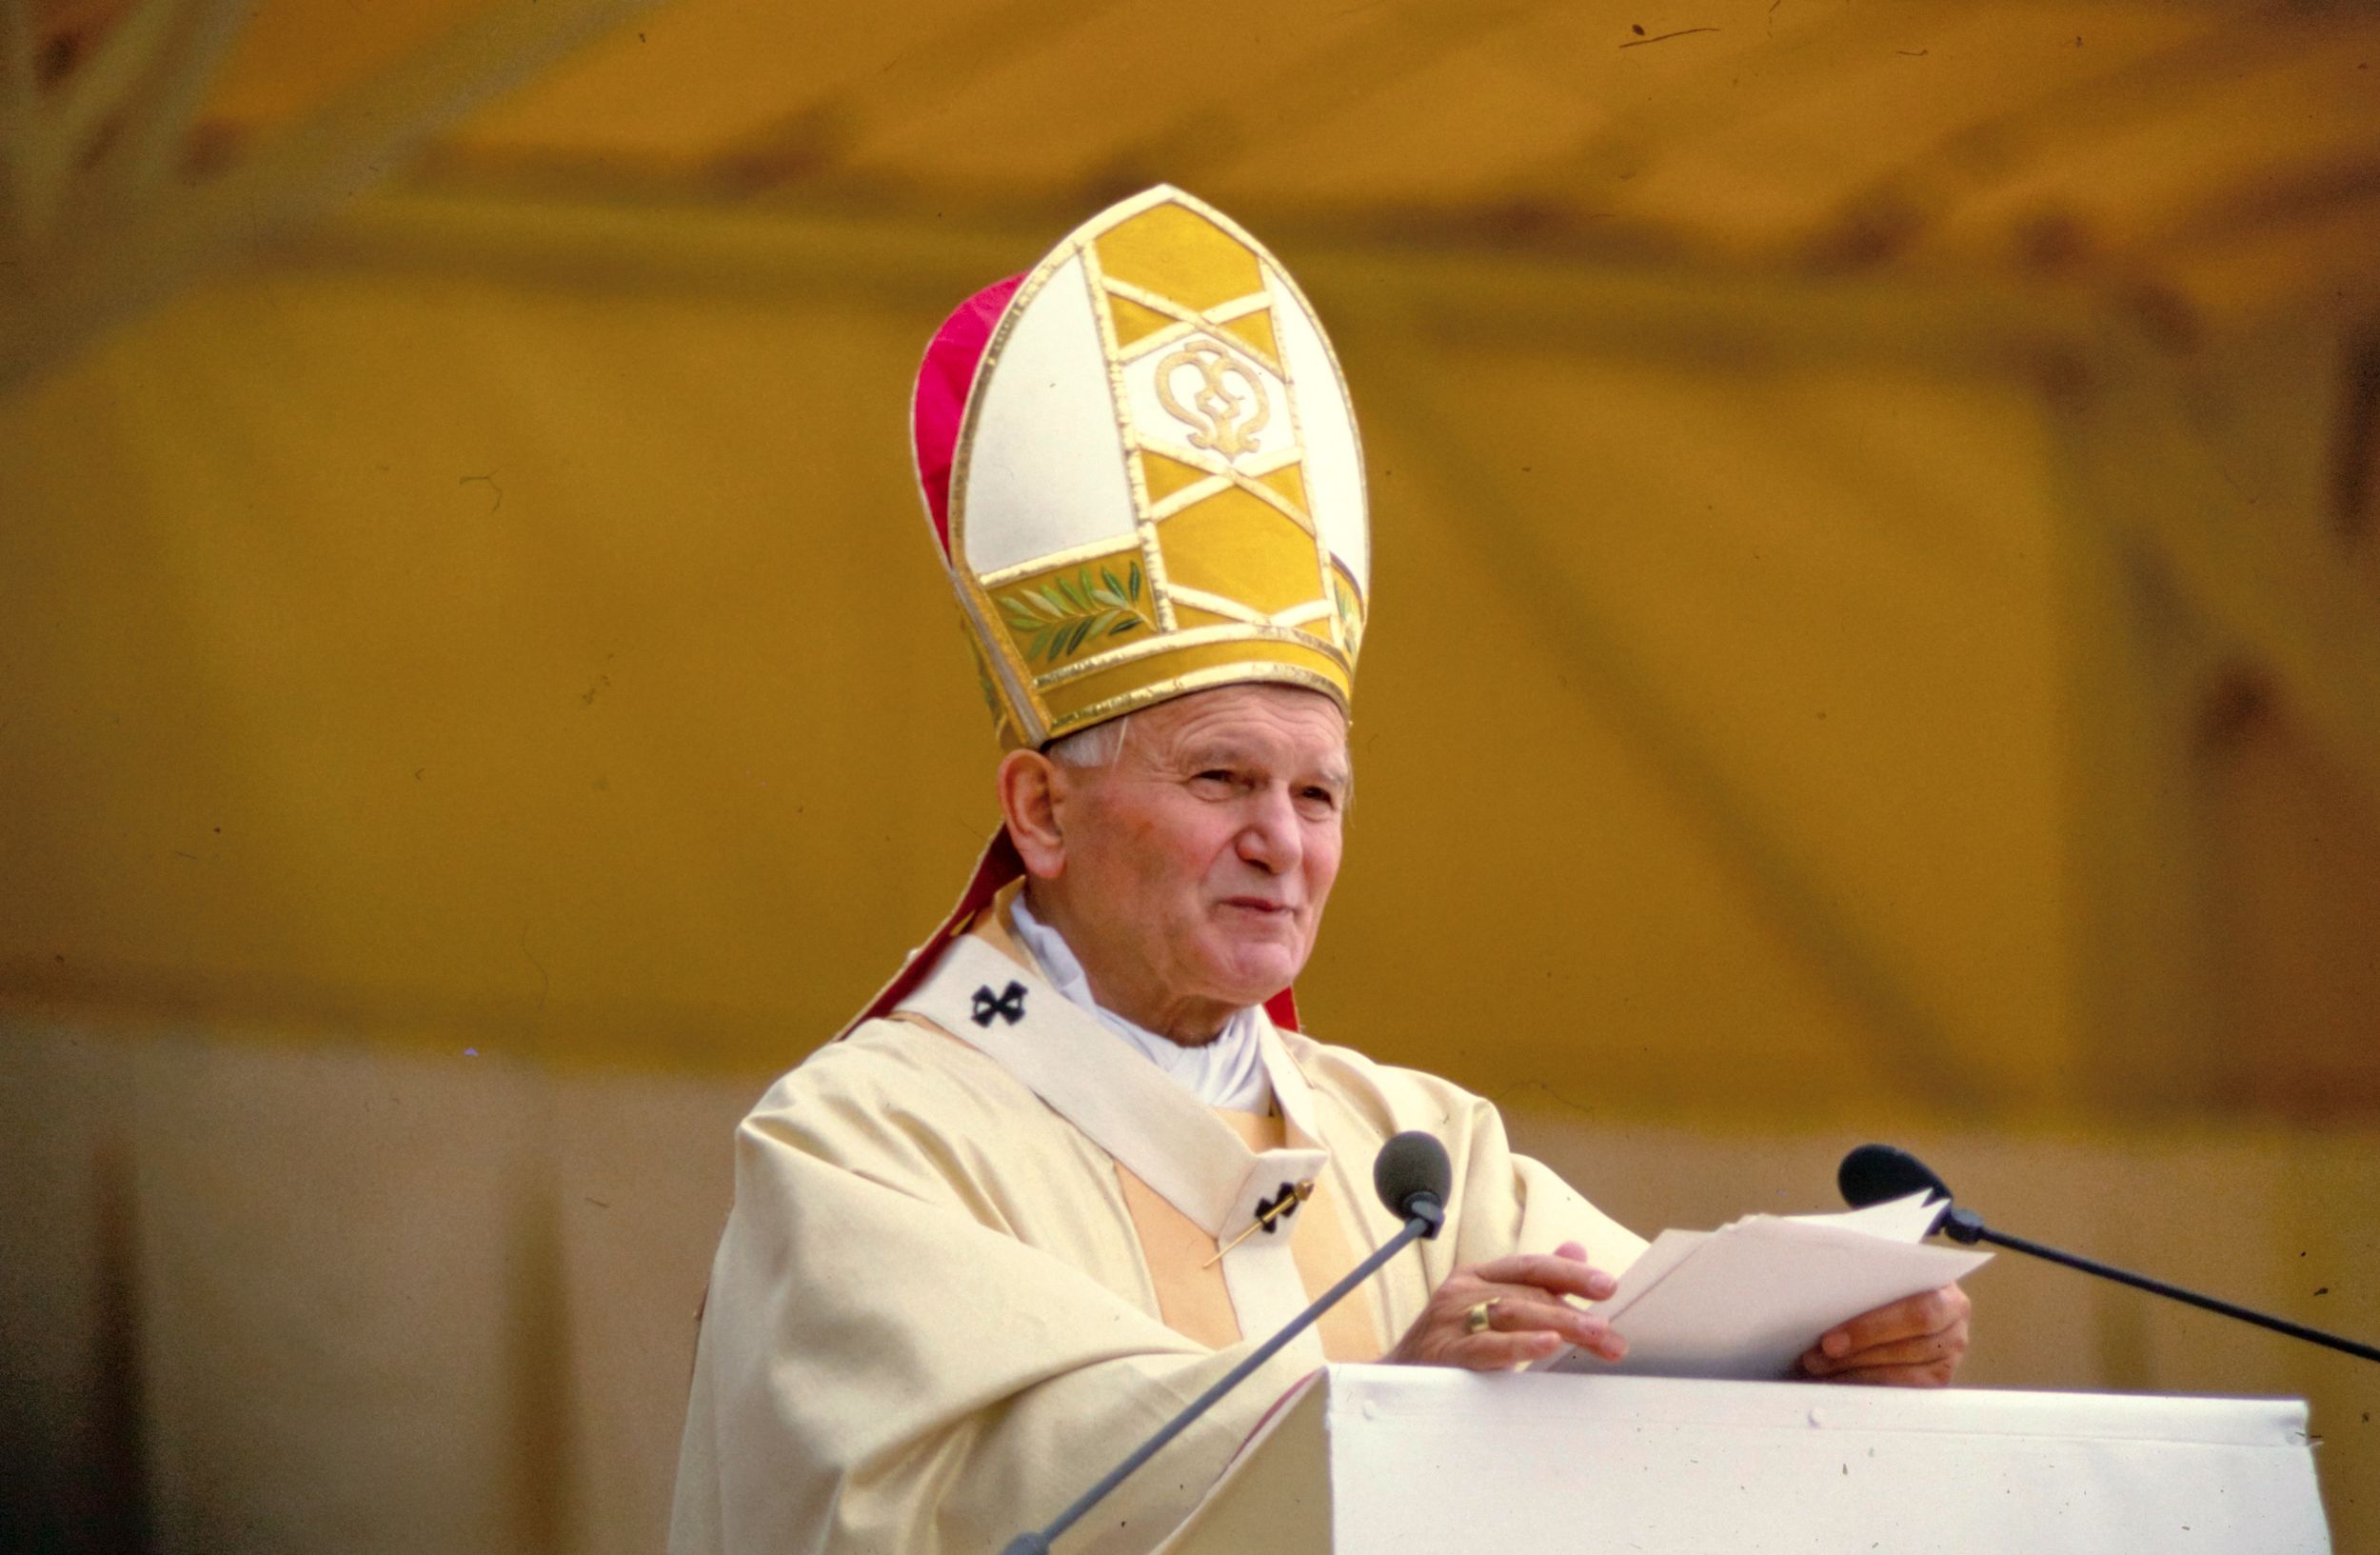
<box><xmin>669</xmin><ymin>188</ymin><xmax>1971</xmax><ymax>1555</ymax></box>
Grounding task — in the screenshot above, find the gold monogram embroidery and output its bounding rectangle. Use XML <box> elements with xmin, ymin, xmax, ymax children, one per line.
<box><xmin>1154</xmin><ymin>336</ymin><xmax>1270</xmax><ymax>461</ymax></box>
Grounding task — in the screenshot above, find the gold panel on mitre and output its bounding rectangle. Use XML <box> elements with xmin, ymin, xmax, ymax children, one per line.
<box><xmin>920</xmin><ymin>186</ymin><xmax>1370</xmax><ymax>748</ymax></box>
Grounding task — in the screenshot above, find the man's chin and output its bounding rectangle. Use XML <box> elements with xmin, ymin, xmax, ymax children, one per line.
<box><xmin>1202</xmin><ymin>946</ymin><xmax>1308</xmax><ymax>1009</ymax></box>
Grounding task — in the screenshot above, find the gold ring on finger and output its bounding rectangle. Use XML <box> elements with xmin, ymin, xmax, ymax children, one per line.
<box><xmin>1464</xmin><ymin>1298</ymin><xmax>1502</xmax><ymax>1334</ymax></box>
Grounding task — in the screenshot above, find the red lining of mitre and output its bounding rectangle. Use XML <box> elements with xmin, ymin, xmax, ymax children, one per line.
<box><xmin>911</xmin><ymin>273</ymin><xmax>1025</xmax><ymax>558</ymax></box>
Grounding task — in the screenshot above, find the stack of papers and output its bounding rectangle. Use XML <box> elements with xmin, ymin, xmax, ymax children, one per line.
<box><xmin>1542</xmin><ymin>1190</ymin><xmax>1990</xmax><ymax>1381</ymax></box>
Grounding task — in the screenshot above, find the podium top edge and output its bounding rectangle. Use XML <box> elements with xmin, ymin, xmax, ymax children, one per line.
<box><xmin>1314</xmin><ymin>1364</ymin><xmax>2312</xmax><ymax>1448</ymax></box>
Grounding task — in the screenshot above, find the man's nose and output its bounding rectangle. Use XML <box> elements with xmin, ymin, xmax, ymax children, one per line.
<box><xmin>1235</xmin><ymin>787</ymin><xmax>1302</xmax><ymax>873</ymax></box>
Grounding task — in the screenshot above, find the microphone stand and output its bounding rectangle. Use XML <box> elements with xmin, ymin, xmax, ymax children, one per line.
<box><xmin>1934</xmin><ymin>1206</ymin><xmax>2380</xmax><ymax>1366</ymax></box>
<box><xmin>999</xmin><ymin>1196</ymin><xmax>1445</xmax><ymax>1555</ymax></box>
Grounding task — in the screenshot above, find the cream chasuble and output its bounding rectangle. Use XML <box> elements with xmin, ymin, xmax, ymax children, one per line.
<box><xmin>668</xmin><ymin>925</ymin><xmax>1645</xmax><ymax>1555</ymax></box>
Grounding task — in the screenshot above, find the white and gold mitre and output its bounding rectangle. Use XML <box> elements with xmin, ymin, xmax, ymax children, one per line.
<box><xmin>911</xmin><ymin>185</ymin><xmax>1369</xmax><ymax>749</ymax></box>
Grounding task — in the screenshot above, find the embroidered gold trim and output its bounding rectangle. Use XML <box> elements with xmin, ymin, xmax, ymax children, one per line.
<box><xmin>979</xmin><ymin>536</ymin><xmax>1146</xmax><ymax>590</ymax></box>
<box><xmin>1259</xmin><ymin>254</ymin><xmax>1371</xmax><ymax>604</ymax></box>
<box><xmin>1270</xmin><ymin>599</ymin><xmax>1336</xmax><ymax>628</ymax></box>
<box><xmin>1082</xmin><ymin>236</ymin><xmax>1181</xmax><ymax>635</ymax></box>
<box><xmin>1047</xmin><ymin>662</ymin><xmax>1350</xmax><ymax>739</ymax></box>
<box><xmin>1104</xmin><ymin>278</ymin><xmax>1272</xmax><ymax>325</ymax></box>
<box><xmin>1133</xmin><ymin>441</ymin><xmax>1300</xmax><ymax>479</ymax></box>
<box><xmin>1103</xmin><ymin>281</ymin><xmax>1280</xmax><ymax>376</ymax></box>
<box><xmin>1224</xmin><ymin>465</ymin><xmax>1316</xmax><ymax>533</ymax></box>
<box><xmin>1031</xmin><ymin>621</ymin><xmax>1351</xmax><ymax>690</ymax></box>
<box><xmin>960</xmin><ymin>583</ymin><xmax>1046</xmax><ymax>745</ymax></box>
<box><xmin>1146</xmin><ymin>473</ymin><xmax>1232</xmax><ymax>524</ymax></box>
<box><xmin>1139</xmin><ymin>439</ymin><xmax>1305</xmax><ymax>522</ymax></box>
<box><xmin>1256</xmin><ymin>260</ymin><xmax>1343</xmax><ymax>650</ymax></box>
<box><xmin>1145</xmin><ymin>474</ymin><xmax>1314</xmax><ymax>542</ymax></box>
<box><xmin>1163</xmin><ymin>586</ymin><xmax>1271</xmax><ymax>627</ymax></box>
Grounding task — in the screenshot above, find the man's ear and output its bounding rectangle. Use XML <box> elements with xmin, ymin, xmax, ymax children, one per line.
<box><xmin>997</xmin><ymin>749</ymin><xmax>1069</xmax><ymax>880</ymax></box>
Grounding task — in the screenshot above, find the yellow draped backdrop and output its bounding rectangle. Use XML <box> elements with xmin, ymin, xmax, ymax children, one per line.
<box><xmin>4</xmin><ymin>190</ymin><xmax>2375</xmax><ymax>1550</ymax></box>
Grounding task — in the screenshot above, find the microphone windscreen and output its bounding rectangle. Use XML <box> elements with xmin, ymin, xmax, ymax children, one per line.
<box><xmin>1374</xmin><ymin>1131</ymin><xmax>1453</xmax><ymax>1218</ymax></box>
<box><xmin>1838</xmin><ymin>1143</ymin><xmax>1954</xmax><ymax>1208</ymax></box>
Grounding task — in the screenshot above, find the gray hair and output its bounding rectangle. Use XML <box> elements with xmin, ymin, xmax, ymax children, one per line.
<box><xmin>1043</xmin><ymin>714</ymin><xmax>1133</xmax><ymax>769</ymax></box>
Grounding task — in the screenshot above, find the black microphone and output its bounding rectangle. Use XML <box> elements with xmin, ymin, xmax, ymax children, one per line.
<box><xmin>1374</xmin><ymin>1129</ymin><xmax>1454</xmax><ymax>1232</ymax></box>
<box><xmin>1000</xmin><ymin>1131</ymin><xmax>1452</xmax><ymax>1555</ymax></box>
<box><xmin>1839</xmin><ymin>1142</ymin><xmax>2380</xmax><ymax>1366</ymax></box>
<box><xmin>1838</xmin><ymin>1143</ymin><xmax>1967</xmax><ymax>1236</ymax></box>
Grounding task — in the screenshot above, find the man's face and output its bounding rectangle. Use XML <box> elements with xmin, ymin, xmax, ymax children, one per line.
<box><xmin>1044</xmin><ymin>685</ymin><xmax>1349</xmax><ymax>1039</ymax></box>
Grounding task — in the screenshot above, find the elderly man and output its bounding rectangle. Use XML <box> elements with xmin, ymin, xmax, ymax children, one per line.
<box><xmin>669</xmin><ymin>189</ymin><xmax>1968</xmax><ymax>1555</ymax></box>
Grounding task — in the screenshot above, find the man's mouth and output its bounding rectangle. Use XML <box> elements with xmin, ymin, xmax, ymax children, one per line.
<box><xmin>1221</xmin><ymin>897</ymin><xmax>1292</xmax><ymax>915</ymax></box>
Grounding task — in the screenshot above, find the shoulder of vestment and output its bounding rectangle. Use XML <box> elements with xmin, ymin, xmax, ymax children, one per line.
<box><xmin>1269</xmin><ymin>1026</ymin><xmax>1500</xmax><ymax>1145</ymax></box>
<box><xmin>740</xmin><ymin>1016</ymin><xmax>1064</xmax><ymax>1213</ymax></box>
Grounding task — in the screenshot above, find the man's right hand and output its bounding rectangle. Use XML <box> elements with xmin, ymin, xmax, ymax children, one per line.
<box><xmin>1386</xmin><ymin>1241</ymin><xmax>1629</xmax><ymax>1370</ymax></box>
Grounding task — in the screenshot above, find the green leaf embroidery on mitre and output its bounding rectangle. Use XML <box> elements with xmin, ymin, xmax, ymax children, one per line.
<box><xmin>995</xmin><ymin>561</ymin><xmax>1156</xmax><ymax>668</ymax></box>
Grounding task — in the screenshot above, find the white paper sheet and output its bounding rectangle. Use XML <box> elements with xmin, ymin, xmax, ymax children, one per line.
<box><xmin>1544</xmin><ymin>1191</ymin><xmax>1990</xmax><ymax>1380</ymax></box>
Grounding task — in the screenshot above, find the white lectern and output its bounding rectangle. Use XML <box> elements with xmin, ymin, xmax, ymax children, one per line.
<box><xmin>1156</xmin><ymin>1366</ymin><xmax>2330</xmax><ymax>1553</ymax></box>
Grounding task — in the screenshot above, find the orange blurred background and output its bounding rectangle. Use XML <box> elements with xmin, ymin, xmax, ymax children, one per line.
<box><xmin>5</xmin><ymin>1</ymin><xmax>2377</xmax><ymax>1548</ymax></box>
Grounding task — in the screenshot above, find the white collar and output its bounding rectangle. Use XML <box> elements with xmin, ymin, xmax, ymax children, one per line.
<box><xmin>896</xmin><ymin>934</ymin><xmax>1334</xmax><ymax>1351</ymax></box>
<box><xmin>1009</xmin><ymin>894</ymin><xmax>1273</xmax><ymax>1113</ymax></box>
<box><xmin>896</xmin><ymin>936</ymin><xmax>1326</xmax><ymax>1231</ymax></box>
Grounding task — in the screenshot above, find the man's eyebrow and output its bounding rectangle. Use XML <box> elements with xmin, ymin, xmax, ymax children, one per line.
<box><xmin>1176</xmin><ymin>744</ymin><xmax>1248</xmax><ymax>771</ymax></box>
<box><xmin>1175</xmin><ymin>745</ymin><xmax>1351</xmax><ymax>787</ymax></box>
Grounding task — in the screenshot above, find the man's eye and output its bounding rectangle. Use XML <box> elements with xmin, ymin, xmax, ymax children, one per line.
<box><xmin>1299</xmin><ymin>787</ymin><xmax>1341</xmax><ymax>811</ymax></box>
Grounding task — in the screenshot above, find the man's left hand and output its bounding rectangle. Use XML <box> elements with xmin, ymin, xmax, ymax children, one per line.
<box><xmin>1796</xmin><ymin>1282</ymin><xmax>1970</xmax><ymax>1386</ymax></box>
